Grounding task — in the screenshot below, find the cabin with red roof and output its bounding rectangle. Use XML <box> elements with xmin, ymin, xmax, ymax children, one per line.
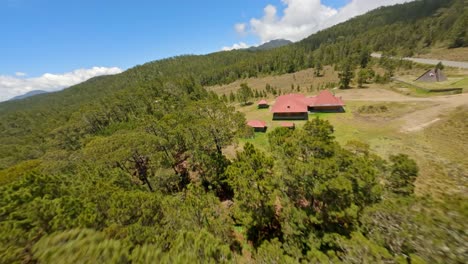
<box><xmin>247</xmin><ymin>120</ymin><xmax>267</xmax><ymax>132</ymax></box>
<box><xmin>271</xmin><ymin>90</ymin><xmax>345</xmax><ymax>120</ymax></box>
<box><xmin>257</xmin><ymin>99</ymin><xmax>269</xmax><ymax>109</ymax></box>
<box><xmin>309</xmin><ymin>90</ymin><xmax>345</xmax><ymax>111</ymax></box>
<box><xmin>271</xmin><ymin>94</ymin><xmax>309</xmax><ymax>120</ymax></box>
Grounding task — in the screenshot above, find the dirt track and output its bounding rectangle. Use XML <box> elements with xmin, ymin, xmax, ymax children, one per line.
<box><xmin>336</xmin><ymin>88</ymin><xmax>468</xmax><ymax>132</ymax></box>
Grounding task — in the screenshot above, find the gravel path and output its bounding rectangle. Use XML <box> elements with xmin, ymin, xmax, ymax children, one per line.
<box><xmin>371</xmin><ymin>53</ymin><xmax>468</xmax><ymax>69</ymax></box>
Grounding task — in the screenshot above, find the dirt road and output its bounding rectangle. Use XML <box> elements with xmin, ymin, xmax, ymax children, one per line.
<box><xmin>336</xmin><ymin>88</ymin><xmax>468</xmax><ymax>132</ymax></box>
<box><xmin>371</xmin><ymin>53</ymin><xmax>468</xmax><ymax>69</ymax></box>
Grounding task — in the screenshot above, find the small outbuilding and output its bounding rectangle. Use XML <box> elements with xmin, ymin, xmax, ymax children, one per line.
<box><xmin>247</xmin><ymin>120</ymin><xmax>268</xmax><ymax>132</ymax></box>
<box><xmin>415</xmin><ymin>68</ymin><xmax>447</xmax><ymax>82</ymax></box>
<box><xmin>258</xmin><ymin>99</ymin><xmax>269</xmax><ymax>109</ymax></box>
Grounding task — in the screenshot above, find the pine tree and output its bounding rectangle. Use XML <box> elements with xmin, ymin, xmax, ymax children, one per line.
<box><xmin>225</xmin><ymin>143</ymin><xmax>281</xmax><ymax>247</ymax></box>
<box><xmin>265</xmin><ymin>83</ymin><xmax>271</xmax><ymax>93</ymax></box>
<box><xmin>357</xmin><ymin>69</ymin><xmax>373</xmax><ymax>88</ymax></box>
<box><xmin>435</xmin><ymin>61</ymin><xmax>444</xmax><ymax>70</ymax></box>
<box><xmin>339</xmin><ymin>60</ymin><xmax>355</xmax><ymax>89</ymax></box>
<box><xmin>359</xmin><ymin>46</ymin><xmax>371</xmax><ymax>68</ymax></box>
<box><xmin>238</xmin><ymin>83</ymin><xmax>253</xmax><ymax>105</ymax></box>
<box><xmin>388</xmin><ymin>154</ymin><xmax>419</xmax><ymax>196</ymax></box>
<box><xmin>314</xmin><ymin>61</ymin><xmax>323</xmax><ymax>77</ymax></box>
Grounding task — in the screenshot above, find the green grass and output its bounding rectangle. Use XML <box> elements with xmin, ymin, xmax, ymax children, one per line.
<box><xmin>321</xmin><ymin>103</ymin><xmax>467</xmax><ymax>198</ymax></box>
<box><xmin>394</xmin><ymin>75</ymin><xmax>468</xmax><ymax>94</ymax></box>
<box><xmin>451</xmin><ymin>77</ymin><xmax>468</xmax><ymax>87</ymax></box>
<box><xmin>240</xmin><ymin>132</ymin><xmax>270</xmax><ymax>152</ymax></box>
<box><xmin>240</xmin><ymin>101</ymin><xmax>436</xmax><ymax>152</ymax></box>
<box><xmin>389</xmin><ymin>81</ymin><xmax>462</xmax><ymax>97</ymax></box>
<box><xmin>238</xmin><ymin>107</ymin><xmax>344</xmax><ymax>154</ymax></box>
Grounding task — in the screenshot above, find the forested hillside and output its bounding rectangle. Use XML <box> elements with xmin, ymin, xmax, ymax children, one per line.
<box><xmin>0</xmin><ymin>0</ymin><xmax>467</xmax><ymax>263</ymax></box>
<box><xmin>298</xmin><ymin>0</ymin><xmax>468</xmax><ymax>55</ymax></box>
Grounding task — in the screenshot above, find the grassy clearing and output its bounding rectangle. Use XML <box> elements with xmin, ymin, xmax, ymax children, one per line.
<box><xmin>240</xmin><ymin>132</ymin><xmax>270</xmax><ymax>153</ymax></box>
<box><xmin>340</xmin><ymin>104</ymin><xmax>466</xmax><ymax>199</ymax></box>
<box><xmin>207</xmin><ymin>66</ymin><xmax>339</xmax><ymax>96</ymax></box>
<box><xmin>452</xmin><ymin>77</ymin><xmax>468</xmax><ymax>87</ymax></box>
<box><xmin>401</xmin><ymin>106</ymin><xmax>468</xmax><ymax>197</ymax></box>
<box><xmin>232</xmin><ymin>95</ymin><xmax>466</xmax><ymax>198</ymax></box>
<box><xmin>388</xmin><ymin>82</ymin><xmax>431</xmax><ymax>97</ymax></box>
<box><xmin>212</xmin><ymin>64</ymin><xmax>467</xmax><ymax>198</ymax></box>
<box><xmin>389</xmin><ymin>78</ymin><xmax>466</xmax><ymax>97</ymax></box>
<box><xmin>238</xmin><ymin>100</ymin><xmax>408</xmax><ymax>157</ymax></box>
<box><xmin>319</xmin><ymin>102</ymin><xmax>407</xmax><ymax>157</ymax></box>
<box><xmin>396</xmin><ymin>76</ymin><xmax>468</xmax><ymax>90</ymax></box>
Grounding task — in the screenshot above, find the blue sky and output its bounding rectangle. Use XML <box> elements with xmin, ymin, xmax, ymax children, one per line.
<box><xmin>0</xmin><ymin>0</ymin><xmax>348</xmax><ymax>76</ymax></box>
<box><xmin>0</xmin><ymin>0</ymin><xmax>410</xmax><ymax>101</ymax></box>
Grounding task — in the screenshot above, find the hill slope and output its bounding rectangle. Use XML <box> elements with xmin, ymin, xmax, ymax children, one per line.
<box><xmin>8</xmin><ymin>90</ymin><xmax>49</xmax><ymax>101</ymax></box>
<box><xmin>248</xmin><ymin>39</ymin><xmax>293</xmax><ymax>51</ymax></box>
<box><xmin>299</xmin><ymin>0</ymin><xmax>467</xmax><ymax>53</ymax></box>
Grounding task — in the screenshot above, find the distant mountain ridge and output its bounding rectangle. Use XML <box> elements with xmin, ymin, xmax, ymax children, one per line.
<box><xmin>248</xmin><ymin>39</ymin><xmax>293</xmax><ymax>51</ymax></box>
<box><xmin>8</xmin><ymin>90</ymin><xmax>48</xmax><ymax>101</ymax></box>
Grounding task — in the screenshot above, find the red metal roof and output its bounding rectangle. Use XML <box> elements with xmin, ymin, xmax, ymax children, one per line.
<box><xmin>312</xmin><ymin>90</ymin><xmax>345</xmax><ymax>107</ymax></box>
<box><xmin>247</xmin><ymin>120</ymin><xmax>267</xmax><ymax>128</ymax></box>
<box><xmin>280</xmin><ymin>122</ymin><xmax>295</xmax><ymax>128</ymax></box>
<box><xmin>271</xmin><ymin>94</ymin><xmax>309</xmax><ymax>113</ymax></box>
<box><xmin>258</xmin><ymin>99</ymin><xmax>268</xmax><ymax>105</ymax></box>
<box><xmin>271</xmin><ymin>91</ymin><xmax>345</xmax><ymax>113</ymax></box>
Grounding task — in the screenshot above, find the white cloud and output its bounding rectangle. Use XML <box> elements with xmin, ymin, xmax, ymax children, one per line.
<box><xmin>222</xmin><ymin>42</ymin><xmax>250</xmax><ymax>51</ymax></box>
<box><xmin>234</xmin><ymin>23</ymin><xmax>247</xmax><ymax>35</ymax></box>
<box><xmin>15</xmin><ymin>72</ymin><xmax>27</xmax><ymax>77</ymax></box>
<box><xmin>0</xmin><ymin>66</ymin><xmax>123</xmax><ymax>102</ymax></box>
<box><xmin>234</xmin><ymin>0</ymin><xmax>414</xmax><ymax>43</ymax></box>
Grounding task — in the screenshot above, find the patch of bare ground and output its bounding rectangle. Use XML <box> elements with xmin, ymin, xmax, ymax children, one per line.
<box><xmin>404</xmin><ymin>118</ymin><xmax>441</xmax><ymax>132</ymax></box>
<box><xmin>397</xmin><ymin>93</ymin><xmax>468</xmax><ymax>133</ymax></box>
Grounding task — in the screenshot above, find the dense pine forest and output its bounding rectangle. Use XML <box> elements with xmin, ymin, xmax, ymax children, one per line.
<box><xmin>0</xmin><ymin>0</ymin><xmax>467</xmax><ymax>263</ymax></box>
